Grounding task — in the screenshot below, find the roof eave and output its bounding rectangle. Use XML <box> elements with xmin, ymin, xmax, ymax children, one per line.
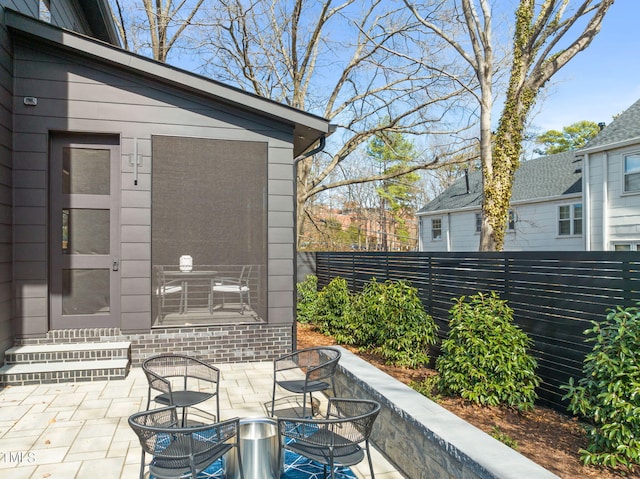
<box><xmin>577</xmin><ymin>136</ymin><xmax>640</xmax><ymax>155</ymax></box>
<box><xmin>6</xmin><ymin>9</ymin><xmax>331</xmax><ymax>156</ymax></box>
<box><xmin>417</xmin><ymin>192</ymin><xmax>582</xmax><ymax>216</ymax></box>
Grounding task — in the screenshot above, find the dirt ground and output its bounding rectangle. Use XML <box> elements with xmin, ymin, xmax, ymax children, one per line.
<box><xmin>296</xmin><ymin>323</ymin><xmax>636</xmax><ymax>479</ymax></box>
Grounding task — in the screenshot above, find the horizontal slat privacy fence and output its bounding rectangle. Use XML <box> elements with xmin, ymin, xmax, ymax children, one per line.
<box><xmin>311</xmin><ymin>251</ymin><xmax>640</xmax><ymax>411</ymax></box>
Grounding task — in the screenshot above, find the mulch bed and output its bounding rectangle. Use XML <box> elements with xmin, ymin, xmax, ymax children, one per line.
<box><xmin>296</xmin><ymin>323</ymin><xmax>635</xmax><ymax>479</ymax></box>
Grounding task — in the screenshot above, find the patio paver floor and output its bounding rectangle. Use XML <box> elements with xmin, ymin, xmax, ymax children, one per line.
<box><xmin>0</xmin><ymin>362</ymin><xmax>403</xmax><ymax>479</ymax></box>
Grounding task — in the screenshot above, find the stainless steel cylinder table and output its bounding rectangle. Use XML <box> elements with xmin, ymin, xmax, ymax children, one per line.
<box><xmin>225</xmin><ymin>417</ymin><xmax>280</xmax><ymax>479</ymax></box>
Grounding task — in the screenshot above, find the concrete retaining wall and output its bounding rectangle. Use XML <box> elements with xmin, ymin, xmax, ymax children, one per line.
<box><xmin>333</xmin><ymin>347</ymin><xmax>560</xmax><ymax>479</ymax></box>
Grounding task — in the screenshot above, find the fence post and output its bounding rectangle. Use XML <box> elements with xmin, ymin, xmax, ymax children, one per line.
<box><xmin>504</xmin><ymin>255</ymin><xmax>511</xmax><ymax>303</ymax></box>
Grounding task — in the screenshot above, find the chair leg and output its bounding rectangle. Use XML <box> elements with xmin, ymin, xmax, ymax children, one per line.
<box><xmin>366</xmin><ymin>441</ymin><xmax>376</xmax><ymax>479</ymax></box>
<box><xmin>239</xmin><ymin>290</ymin><xmax>246</xmax><ymax>314</ymax></box>
<box><xmin>301</xmin><ymin>391</ymin><xmax>308</xmax><ymax>418</ymax></box>
<box><xmin>237</xmin><ymin>443</ymin><xmax>245</xmax><ymax>479</ymax></box>
<box><xmin>303</xmin><ymin>391</ymin><xmax>314</xmax><ymax>418</ymax></box>
<box><xmin>277</xmin><ymin>442</ymin><xmax>284</xmax><ymax>476</ymax></box>
<box><xmin>139</xmin><ymin>450</ymin><xmax>146</xmax><ymax>479</ymax></box>
<box><xmin>270</xmin><ymin>381</ymin><xmax>277</xmax><ymax>416</ymax></box>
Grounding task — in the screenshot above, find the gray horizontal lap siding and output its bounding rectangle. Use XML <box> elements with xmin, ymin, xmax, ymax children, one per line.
<box><xmin>0</xmin><ymin>3</ymin><xmax>16</xmax><ymax>361</ymax></box>
<box><xmin>12</xmin><ymin>39</ymin><xmax>296</xmax><ymax>336</ymax></box>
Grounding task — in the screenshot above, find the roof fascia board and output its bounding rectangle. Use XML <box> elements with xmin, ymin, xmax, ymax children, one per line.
<box><xmin>416</xmin><ymin>192</ymin><xmax>582</xmax><ymax>216</ymax></box>
<box><xmin>5</xmin><ymin>9</ymin><xmax>330</xmax><ymax>136</ymax></box>
<box><xmin>577</xmin><ymin>136</ymin><xmax>640</xmax><ymax>154</ymax></box>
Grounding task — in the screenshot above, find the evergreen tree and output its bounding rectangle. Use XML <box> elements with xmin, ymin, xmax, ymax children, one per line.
<box><xmin>367</xmin><ymin>130</ymin><xmax>419</xmax><ymax>250</ymax></box>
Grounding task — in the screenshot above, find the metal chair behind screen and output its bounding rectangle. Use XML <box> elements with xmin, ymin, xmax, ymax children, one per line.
<box><xmin>277</xmin><ymin>398</ymin><xmax>381</xmax><ymax>479</ymax></box>
<box><xmin>210</xmin><ymin>265</ymin><xmax>252</xmax><ymax>314</ymax></box>
<box><xmin>271</xmin><ymin>347</ymin><xmax>341</xmax><ymax>417</ymax></box>
<box><xmin>128</xmin><ymin>406</ymin><xmax>244</xmax><ymax>479</ymax></box>
<box><xmin>154</xmin><ymin>265</ymin><xmax>183</xmax><ymax>317</ymax></box>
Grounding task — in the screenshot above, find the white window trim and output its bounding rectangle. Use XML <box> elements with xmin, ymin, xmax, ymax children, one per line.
<box><xmin>431</xmin><ymin>217</ymin><xmax>443</xmax><ymax>241</ymax></box>
<box><xmin>475</xmin><ymin>210</ymin><xmax>515</xmax><ymax>234</ymax></box>
<box><xmin>507</xmin><ymin>209</ymin><xmax>516</xmax><ymax>232</ymax></box>
<box><xmin>611</xmin><ymin>241</ymin><xmax>640</xmax><ymax>251</ymax></box>
<box><xmin>557</xmin><ymin>203</ymin><xmax>582</xmax><ymax>237</ymax></box>
<box><xmin>622</xmin><ymin>151</ymin><xmax>640</xmax><ymax>196</ymax></box>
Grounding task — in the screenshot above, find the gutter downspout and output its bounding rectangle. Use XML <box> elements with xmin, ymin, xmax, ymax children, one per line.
<box><xmin>446</xmin><ymin>213</ymin><xmax>452</xmax><ymax>252</ymax></box>
<box><xmin>291</xmin><ymin>134</ymin><xmax>329</xmax><ymax>351</ymax></box>
<box><xmin>602</xmin><ymin>152</ymin><xmax>609</xmax><ymax>250</ymax></box>
<box><xmin>584</xmin><ymin>153</ymin><xmax>590</xmax><ymax>251</ymax></box>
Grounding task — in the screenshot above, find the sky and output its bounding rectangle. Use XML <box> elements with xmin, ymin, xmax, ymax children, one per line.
<box><xmin>157</xmin><ymin>0</ymin><xmax>638</xmax><ymax>137</ymax></box>
<box><xmin>529</xmin><ymin>0</ymin><xmax>640</xmax><ymax>132</ymax></box>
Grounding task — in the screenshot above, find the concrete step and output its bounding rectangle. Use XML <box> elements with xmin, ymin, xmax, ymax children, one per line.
<box><xmin>0</xmin><ymin>342</ymin><xmax>131</xmax><ymax>386</ymax></box>
<box><xmin>4</xmin><ymin>341</ymin><xmax>131</xmax><ymax>364</ymax></box>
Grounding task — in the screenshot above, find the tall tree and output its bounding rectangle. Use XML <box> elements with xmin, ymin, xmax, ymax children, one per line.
<box><xmin>535</xmin><ymin>120</ymin><xmax>600</xmax><ymax>155</ymax></box>
<box><xmin>406</xmin><ymin>0</ymin><xmax>615</xmax><ymax>251</ymax></box>
<box><xmin>368</xmin><ymin>130</ymin><xmax>420</xmax><ymax>250</ymax></box>
<box><xmin>486</xmin><ymin>0</ymin><xmax>613</xmax><ymax>250</ymax></box>
<box><xmin>111</xmin><ymin>0</ymin><xmax>205</xmax><ymax>61</ymax></box>
<box><xmin>195</xmin><ymin>0</ymin><xmax>470</xmax><ymax>246</ymax></box>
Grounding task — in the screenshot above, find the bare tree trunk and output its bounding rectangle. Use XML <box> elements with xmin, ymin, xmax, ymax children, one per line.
<box><xmin>480</xmin><ymin>0</ymin><xmax>614</xmax><ymax>251</ymax></box>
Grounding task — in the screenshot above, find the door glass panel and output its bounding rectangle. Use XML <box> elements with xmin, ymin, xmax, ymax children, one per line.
<box><xmin>63</xmin><ymin>147</ymin><xmax>110</xmax><ymax>195</ymax></box>
<box><xmin>62</xmin><ymin>269</ymin><xmax>110</xmax><ymax>315</ymax></box>
<box><xmin>63</xmin><ymin>209</ymin><xmax>110</xmax><ymax>254</ymax></box>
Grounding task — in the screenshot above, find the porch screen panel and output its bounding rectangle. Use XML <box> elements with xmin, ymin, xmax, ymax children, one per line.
<box><xmin>151</xmin><ymin>136</ymin><xmax>267</xmax><ymax>321</ymax></box>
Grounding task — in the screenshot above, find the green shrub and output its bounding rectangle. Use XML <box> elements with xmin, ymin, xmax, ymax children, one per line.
<box><xmin>436</xmin><ymin>291</ymin><xmax>540</xmax><ymax>411</ymax></box>
<box><xmin>296</xmin><ymin>274</ymin><xmax>319</xmax><ymax>324</ymax></box>
<box><xmin>409</xmin><ymin>376</ymin><xmax>442</xmax><ymax>401</ymax></box>
<box><xmin>491</xmin><ymin>426</ymin><xmax>518</xmax><ymax>450</ymax></box>
<box><xmin>340</xmin><ymin>279</ymin><xmax>438</xmax><ymax>367</ymax></box>
<box><xmin>562</xmin><ymin>304</ymin><xmax>640</xmax><ymax>471</ymax></box>
<box><xmin>315</xmin><ymin>277</ymin><xmax>352</xmax><ymax>335</ymax></box>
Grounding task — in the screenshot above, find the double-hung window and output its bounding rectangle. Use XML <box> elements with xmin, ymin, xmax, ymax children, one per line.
<box><xmin>507</xmin><ymin>210</ymin><xmax>515</xmax><ymax>231</ymax></box>
<box><xmin>475</xmin><ymin>210</ymin><xmax>515</xmax><ymax>233</ymax></box>
<box><xmin>431</xmin><ymin>218</ymin><xmax>442</xmax><ymax>240</ymax></box>
<box><xmin>558</xmin><ymin>203</ymin><xmax>582</xmax><ymax>236</ymax></box>
<box><xmin>623</xmin><ymin>153</ymin><xmax>640</xmax><ymax>193</ymax></box>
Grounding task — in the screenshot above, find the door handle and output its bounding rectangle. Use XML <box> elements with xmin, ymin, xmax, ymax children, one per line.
<box><xmin>112</xmin><ymin>258</ymin><xmax>120</xmax><ymax>271</ymax></box>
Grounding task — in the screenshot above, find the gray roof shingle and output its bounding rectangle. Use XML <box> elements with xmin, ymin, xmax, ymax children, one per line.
<box><xmin>580</xmin><ymin>97</ymin><xmax>640</xmax><ymax>150</ymax></box>
<box><xmin>418</xmin><ymin>151</ymin><xmax>582</xmax><ymax>213</ymax></box>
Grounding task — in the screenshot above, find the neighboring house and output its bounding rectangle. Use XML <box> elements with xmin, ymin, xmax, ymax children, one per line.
<box><xmin>417</xmin><ymin>97</ymin><xmax>640</xmax><ymax>252</ymax></box>
<box><xmin>0</xmin><ymin>0</ymin><xmax>330</xmax><ymax>381</ymax></box>
<box><xmin>417</xmin><ymin>151</ymin><xmax>583</xmax><ymax>251</ymax></box>
<box><xmin>578</xmin><ymin>98</ymin><xmax>640</xmax><ymax>251</ymax></box>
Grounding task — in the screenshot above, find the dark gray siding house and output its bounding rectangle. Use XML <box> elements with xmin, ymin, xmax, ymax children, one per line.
<box><xmin>0</xmin><ymin>1</ymin><xmax>330</xmax><ymax>384</ymax></box>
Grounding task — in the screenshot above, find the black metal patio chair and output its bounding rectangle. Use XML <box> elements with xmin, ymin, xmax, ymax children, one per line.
<box><xmin>143</xmin><ymin>353</ymin><xmax>220</xmax><ymax>425</ymax></box>
<box><xmin>128</xmin><ymin>406</ymin><xmax>244</xmax><ymax>479</ymax></box>
<box><xmin>277</xmin><ymin>397</ymin><xmax>381</xmax><ymax>479</ymax></box>
<box><xmin>270</xmin><ymin>347</ymin><xmax>341</xmax><ymax>418</ymax></box>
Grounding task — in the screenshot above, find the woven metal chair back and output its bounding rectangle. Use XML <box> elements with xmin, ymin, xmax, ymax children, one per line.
<box><xmin>128</xmin><ymin>406</ymin><xmax>240</xmax><ymax>477</ymax></box>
